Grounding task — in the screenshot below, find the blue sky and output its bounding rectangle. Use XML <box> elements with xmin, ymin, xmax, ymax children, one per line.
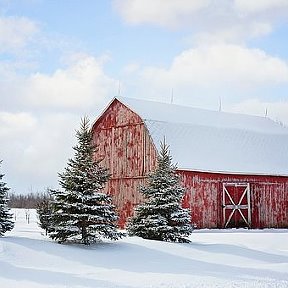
<box><xmin>1</xmin><ymin>0</ymin><xmax>288</xmax><ymax>194</ymax></box>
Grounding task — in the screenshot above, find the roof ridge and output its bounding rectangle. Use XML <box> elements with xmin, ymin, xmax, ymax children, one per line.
<box><xmin>117</xmin><ymin>96</ymin><xmax>288</xmax><ymax>135</ymax></box>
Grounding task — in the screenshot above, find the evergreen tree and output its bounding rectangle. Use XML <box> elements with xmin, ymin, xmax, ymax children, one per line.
<box><xmin>48</xmin><ymin>117</ymin><xmax>123</xmax><ymax>244</ymax></box>
<box><xmin>0</xmin><ymin>161</ymin><xmax>14</xmax><ymax>236</ymax></box>
<box><xmin>37</xmin><ymin>191</ymin><xmax>53</xmax><ymax>235</ymax></box>
<box><xmin>127</xmin><ymin>141</ymin><xmax>193</xmax><ymax>242</ymax></box>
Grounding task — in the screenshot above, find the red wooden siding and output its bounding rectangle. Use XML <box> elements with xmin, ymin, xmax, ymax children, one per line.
<box><xmin>92</xmin><ymin>100</ymin><xmax>157</xmax><ymax>228</ymax></box>
<box><xmin>179</xmin><ymin>170</ymin><xmax>288</xmax><ymax>229</ymax></box>
<box><xmin>92</xmin><ymin>98</ymin><xmax>288</xmax><ymax>229</ymax></box>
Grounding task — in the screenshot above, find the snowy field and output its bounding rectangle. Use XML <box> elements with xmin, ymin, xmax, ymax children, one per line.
<box><xmin>0</xmin><ymin>209</ymin><xmax>287</xmax><ymax>288</ymax></box>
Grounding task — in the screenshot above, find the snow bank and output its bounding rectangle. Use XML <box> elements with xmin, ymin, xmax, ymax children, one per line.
<box><xmin>0</xmin><ymin>209</ymin><xmax>287</xmax><ymax>288</ymax></box>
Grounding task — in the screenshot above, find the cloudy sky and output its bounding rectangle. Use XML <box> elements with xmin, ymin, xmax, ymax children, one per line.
<box><xmin>1</xmin><ymin>0</ymin><xmax>288</xmax><ymax>194</ymax></box>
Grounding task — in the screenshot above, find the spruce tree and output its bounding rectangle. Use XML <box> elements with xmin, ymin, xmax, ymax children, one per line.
<box><xmin>0</xmin><ymin>161</ymin><xmax>14</xmax><ymax>236</ymax></box>
<box><xmin>48</xmin><ymin>117</ymin><xmax>123</xmax><ymax>244</ymax></box>
<box><xmin>37</xmin><ymin>191</ymin><xmax>52</xmax><ymax>235</ymax></box>
<box><xmin>127</xmin><ymin>141</ymin><xmax>193</xmax><ymax>242</ymax></box>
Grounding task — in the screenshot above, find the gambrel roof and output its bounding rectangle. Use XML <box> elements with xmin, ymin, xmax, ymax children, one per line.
<box><xmin>117</xmin><ymin>96</ymin><xmax>288</xmax><ymax>176</ymax></box>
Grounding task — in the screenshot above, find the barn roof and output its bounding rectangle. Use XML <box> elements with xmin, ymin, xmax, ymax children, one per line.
<box><xmin>116</xmin><ymin>96</ymin><xmax>288</xmax><ymax>176</ymax></box>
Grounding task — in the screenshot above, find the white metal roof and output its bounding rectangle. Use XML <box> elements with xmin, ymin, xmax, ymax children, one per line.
<box><xmin>116</xmin><ymin>96</ymin><xmax>288</xmax><ymax>176</ymax></box>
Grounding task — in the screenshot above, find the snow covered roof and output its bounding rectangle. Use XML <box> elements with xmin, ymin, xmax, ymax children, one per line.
<box><xmin>117</xmin><ymin>97</ymin><xmax>288</xmax><ymax>176</ymax></box>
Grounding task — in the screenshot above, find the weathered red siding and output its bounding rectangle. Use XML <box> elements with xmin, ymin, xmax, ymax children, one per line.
<box><xmin>92</xmin><ymin>100</ymin><xmax>157</xmax><ymax>228</ymax></box>
<box><xmin>92</xmin><ymin>99</ymin><xmax>288</xmax><ymax>229</ymax></box>
<box><xmin>179</xmin><ymin>170</ymin><xmax>288</xmax><ymax>229</ymax></box>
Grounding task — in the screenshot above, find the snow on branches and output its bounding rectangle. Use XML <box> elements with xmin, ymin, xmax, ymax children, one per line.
<box><xmin>127</xmin><ymin>141</ymin><xmax>193</xmax><ymax>242</ymax></box>
<box><xmin>47</xmin><ymin>117</ymin><xmax>124</xmax><ymax>244</ymax></box>
<box><xmin>0</xmin><ymin>161</ymin><xmax>14</xmax><ymax>236</ymax></box>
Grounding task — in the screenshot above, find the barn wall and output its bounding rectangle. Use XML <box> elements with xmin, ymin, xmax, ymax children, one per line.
<box><xmin>179</xmin><ymin>170</ymin><xmax>288</xmax><ymax>229</ymax></box>
<box><xmin>92</xmin><ymin>100</ymin><xmax>157</xmax><ymax>228</ymax></box>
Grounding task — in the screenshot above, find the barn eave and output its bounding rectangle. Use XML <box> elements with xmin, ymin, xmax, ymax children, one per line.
<box><xmin>176</xmin><ymin>167</ymin><xmax>288</xmax><ymax>178</ymax></box>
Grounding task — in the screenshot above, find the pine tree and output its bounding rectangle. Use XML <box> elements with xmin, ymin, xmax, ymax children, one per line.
<box><xmin>0</xmin><ymin>161</ymin><xmax>14</xmax><ymax>236</ymax></box>
<box><xmin>37</xmin><ymin>191</ymin><xmax>53</xmax><ymax>235</ymax></box>
<box><xmin>48</xmin><ymin>117</ymin><xmax>123</xmax><ymax>244</ymax></box>
<box><xmin>127</xmin><ymin>141</ymin><xmax>193</xmax><ymax>243</ymax></box>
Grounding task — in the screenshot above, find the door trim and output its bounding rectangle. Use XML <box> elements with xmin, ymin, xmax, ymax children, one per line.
<box><xmin>222</xmin><ymin>183</ymin><xmax>251</xmax><ymax>228</ymax></box>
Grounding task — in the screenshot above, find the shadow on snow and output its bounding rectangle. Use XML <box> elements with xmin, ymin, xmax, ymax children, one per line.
<box><xmin>1</xmin><ymin>235</ymin><xmax>288</xmax><ymax>284</ymax></box>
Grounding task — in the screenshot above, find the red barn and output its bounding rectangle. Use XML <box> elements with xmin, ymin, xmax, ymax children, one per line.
<box><xmin>92</xmin><ymin>97</ymin><xmax>288</xmax><ymax>229</ymax></box>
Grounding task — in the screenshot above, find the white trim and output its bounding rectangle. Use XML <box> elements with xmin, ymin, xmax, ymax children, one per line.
<box><xmin>177</xmin><ymin>168</ymin><xmax>288</xmax><ymax>178</ymax></box>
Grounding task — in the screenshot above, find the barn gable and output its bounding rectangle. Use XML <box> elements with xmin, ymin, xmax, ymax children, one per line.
<box><xmin>92</xmin><ymin>98</ymin><xmax>157</xmax><ymax>177</ymax></box>
<box><xmin>92</xmin><ymin>99</ymin><xmax>157</xmax><ymax>227</ymax></box>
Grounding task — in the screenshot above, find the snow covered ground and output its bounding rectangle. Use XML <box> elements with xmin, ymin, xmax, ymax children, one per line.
<box><xmin>0</xmin><ymin>209</ymin><xmax>287</xmax><ymax>288</ymax></box>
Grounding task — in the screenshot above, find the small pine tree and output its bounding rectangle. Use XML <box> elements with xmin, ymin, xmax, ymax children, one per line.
<box><xmin>48</xmin><ymin>117</ymin><xmax>124</xmax><ymax>244</ymax></box>
<box><xmin>127</xmin><ymin>141</ymin><xmax>193</xmax><ymax>243</ymax></box>
<box><xmin>0</xmin><ymin>161</ymin><xmax>14</xmax><ymax>236</ymax></box>
<box><xmin>37</xmin><ymin>191</ymin><xmax>53</xmax><ymax>235</ymax></box>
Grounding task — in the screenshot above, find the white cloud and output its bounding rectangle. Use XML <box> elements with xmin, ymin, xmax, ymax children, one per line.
<box><xmin>115</xmin><ymin>0</ymin><xmax>288</xmax><ymax>45</ymax></box>
<box><xmin>15</xmin><ymin>114</ymin><xmax>78</xmax><ymax>177</ymax></box>
<box><xmin>234</xmin><ymin>0</ymin><xmax>288</xmax><ymax>14</ymax></box>
<box><xmin>142</xmin><ymin>44</ymin><xmax>288</xmax><ymax>88</ymax></box>
<box><xmin>228</xmin><ymin>99</ymin><xmax>288</xmax><ymax>126</ymax></box>
<box><xmin>191</xmin><ymin>22</ymin><xmax>272</xmax><ymax>46</ymax></box>
<box><xmin>0</xmin><ymin>112</ymin><xmax>80</xmax><ymax>193</ymax></box>
<box><xmin>114</xmin><ymin>0</ymin><xmax>211</xmax><ymax>27</ymax></box>
<box><xmin>20</xmin><ymin>55</ymin><xmax>117</xmax><ymax>111</ymax></box>
<box><xmin>115</xmin><ymin>0</ymin><xmax>288</xmax><ymax>28</ymax></box>
<box><xmin>122</xmin><ymin>63</ymin><xmax>140</xmax><ymax>75</ymax></box>
<box><xmin>0</xmin><ymin>53</ymin><xmax>119</xmax><ymax>193</ymax></box>
<box><xmin>0</xmin><ymin>16</ymin><xmax>38</xmax><ymax>53</ymax></box>
<box><xmin>0</xmin><ymin>112</ymin><xmax>37</xmax><ymax>137</ymax></box>
<box><xmin>118</xmin><ymin>43</ymin><xmax>288</xmax><ymax>112</ymax></box>
<box><xmin>249</xmin><ymin>22</ymin><xmax>273</xmax><ymax>38</ymax></box>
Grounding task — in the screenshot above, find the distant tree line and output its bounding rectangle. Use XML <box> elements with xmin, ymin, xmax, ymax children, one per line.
<box><xmin>8</xmin><ymin>192</ymin><xmax>50</xmax><ymax>209</ymax></box>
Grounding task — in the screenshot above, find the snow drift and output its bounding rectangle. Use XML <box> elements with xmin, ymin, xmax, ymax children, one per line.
<box><xmin>0</xmin><ymin>209</ymin><xmax>287</xmax><ymax>288</ymax></box>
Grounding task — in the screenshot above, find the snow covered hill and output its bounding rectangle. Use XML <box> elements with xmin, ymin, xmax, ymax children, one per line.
<box><xmin>0</xmin><ymin>209</ymin><xmax>287</xmax><ymax>288</ymax></box>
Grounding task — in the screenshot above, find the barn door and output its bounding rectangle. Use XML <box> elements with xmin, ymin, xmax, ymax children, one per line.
<box><xmin>222</xmin><ymin>183</ymin><xmax>251</xmax><ymax>228</ymax></box>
